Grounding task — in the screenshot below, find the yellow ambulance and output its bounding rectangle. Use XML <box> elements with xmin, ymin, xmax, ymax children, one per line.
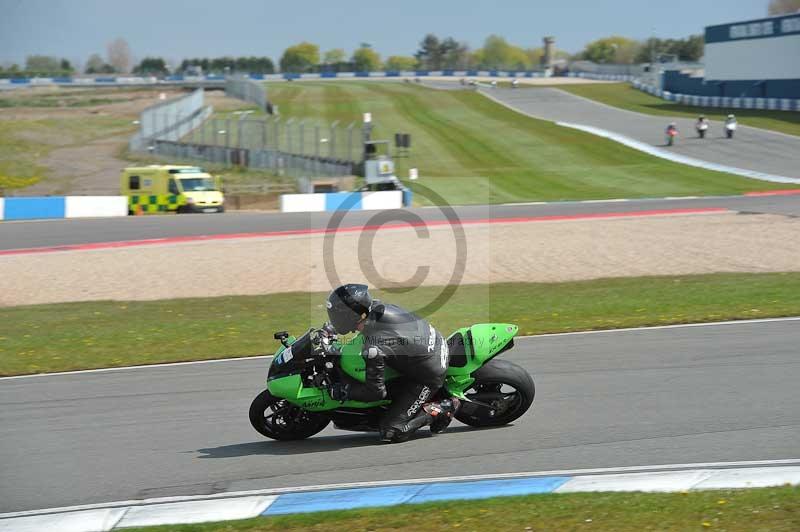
<box><xmin>120</xmin><ymin>165</ymin><xmax>225</xmax><ymax>214</ymax></box>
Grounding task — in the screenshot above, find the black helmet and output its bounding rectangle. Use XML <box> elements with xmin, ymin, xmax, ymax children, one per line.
<box><xmin>326</xmin><ymin>284</ymin><xmax>373</xmax><ymax>334</ymax></box>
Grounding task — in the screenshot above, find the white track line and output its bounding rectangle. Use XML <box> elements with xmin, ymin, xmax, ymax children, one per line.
<box><xmin>0</xmin><ymin>355</ymin><xmax>272</xmax><ymax>381</ymax></box>
<box><xmin>520</xmin><ymin>315</ymin><xmax>800</xmax><ymax>339</ymax></box>
<box><xmin>2</xmin><ymin>316</ymin><xmax>798</xmax><ymax>381</ymax></box>
<box><xmin>3</xmin><ymin>459</ymin><xmax>798</xmax><ymax>519</ymax></box>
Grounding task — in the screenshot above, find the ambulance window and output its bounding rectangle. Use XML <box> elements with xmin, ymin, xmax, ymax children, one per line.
<box><xmin>168</xmin><ymin>179</ymin><xmax>179</xmax><ymax>194</ymax></box>
<box><xmin>129</xmin><ymin>175</ymin><xmax>140</xmax><ymax>190</ymax></box>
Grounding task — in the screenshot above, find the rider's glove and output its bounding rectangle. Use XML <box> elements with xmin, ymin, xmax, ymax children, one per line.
<box><xmin>329</xmin><ymin>382</ymin><xmax>350</xmax><ymax>402</ymax></box>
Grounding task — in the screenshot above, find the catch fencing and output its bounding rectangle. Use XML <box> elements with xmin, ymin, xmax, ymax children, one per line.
<box><xmin>129</xmin><ymin>89</ymin><xmax>212</xmax><ymax>151</ymax></box>
<box><xmin>225</xmin><ymin>76</ymin><xmax>269</xmax><ymax>111</ymax></box>
<box><xmin>129</xmin><ymin>84</ymin><xmax>357</xmax><ymax>178</ymax></box>
<box><xmin>150</xmin><ymin>115</ymin><xmax>359</xmax><ymax>178</ymax></box>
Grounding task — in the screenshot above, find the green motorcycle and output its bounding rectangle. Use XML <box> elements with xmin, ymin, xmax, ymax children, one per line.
<box><xmin>249</xmin><ymin>323</ymin><xmax>535</xmax><ymax>440</ymax></box>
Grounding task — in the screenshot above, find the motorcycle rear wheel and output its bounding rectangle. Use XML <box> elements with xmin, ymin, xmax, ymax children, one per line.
<box><xmin>455</xmin><ymin>359</ymin><xmax>535</xmax><ymax>427</ymax></box>
<box><xmin>249</xmin><ymin>390</ymin><xmax>330</xmax><ymax>440</ymax></box>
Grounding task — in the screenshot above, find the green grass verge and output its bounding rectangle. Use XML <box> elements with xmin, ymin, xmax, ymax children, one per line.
<box><xmin>553</xmin><ymin>83</ymin><xmax>800</xmax><ymax>137</ymax></box>
<box><xmin>257</xmin><ymin>81</ymin><xmax>786</xmax><ymax>205</ymax></box>
<box><xmin>2</xmin><ymin>272</ymin><xmax>799</xmax><ymax>376</ymax></box>
<box><xmin>0</xmin><ymin>86</ymin><xmax>162</xmax><ymax>108</ymax></box>
<box><xmin>0</xmin><ymin>116</ymin><xmax>136</xmax><ymax>190</ymax></box>
<box><xmin>123</xmin><ymin>485</ymin><xmax>800</xmax><ymax>532</ymax></box>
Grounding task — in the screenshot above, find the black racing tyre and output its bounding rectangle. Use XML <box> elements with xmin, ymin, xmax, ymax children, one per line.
<box><xmin>455</xmin><ymin>359</ymin><xmax>535</xmax><ymax>427</ymax></box>
<box><xmin>249</xmin><ymin>389</ymin><xmax>330</xmax><ymax>441</ymax></box>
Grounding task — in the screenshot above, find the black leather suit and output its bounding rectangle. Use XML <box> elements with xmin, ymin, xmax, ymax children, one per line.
<box><xmin>346</xmin><ymin>303</ymin><xmax>449</xmax><ymax>440</ymax></box>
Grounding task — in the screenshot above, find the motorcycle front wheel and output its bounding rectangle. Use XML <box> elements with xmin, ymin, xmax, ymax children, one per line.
<box><xmin>249</xmin><ymin>390</ymin><xmax>330</xmax><ymax>440</ymax></box>
<box><xmin>455</xmin><ymin>359</ymin><xmax>535</xmax><ymax>427</ymax></box>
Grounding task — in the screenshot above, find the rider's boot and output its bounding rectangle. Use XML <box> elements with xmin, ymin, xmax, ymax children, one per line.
<box><xmin>380</xmin><ymin>407</ymin><xmax>434</xmax><ymax>443</ymax></box>
<box><xmin>426</xmin><ymin>398</ymin><xmax>461</xmax><ymax>434</ymax></box>
<box><xmin>379</xmin><ymin>399</ymin><xmax>459</xmax><ymax>442</ymax></box>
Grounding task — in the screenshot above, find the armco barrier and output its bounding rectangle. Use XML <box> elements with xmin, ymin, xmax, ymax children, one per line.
<box><xmin>280</xmin><ymin>190</ymin><xmax>407</xmax><ymax>213</ymax></box>
<box><xmin>0</xmin><ymin>196</ymin><xmax>128</xmax><ymax>221</ymax></box>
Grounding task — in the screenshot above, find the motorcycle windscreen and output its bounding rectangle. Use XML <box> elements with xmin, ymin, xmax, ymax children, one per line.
<box><xmin>268</xmin><ymin>330</ymin><xmax>313</xmax><ymax>379</ymax></box>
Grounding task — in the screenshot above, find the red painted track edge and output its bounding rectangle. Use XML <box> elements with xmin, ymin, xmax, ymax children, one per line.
<box><xmin>0</xmin><ymin>207</ymin><xmax>728</xmax><ymax>257</ymax></box>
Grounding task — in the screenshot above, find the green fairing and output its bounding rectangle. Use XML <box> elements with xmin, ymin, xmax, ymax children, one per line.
<box><xmin>338</xmin><ymin>335</ymin><xmax>402</xmax><ymax>382</ymax></box>
<box><xmin>267</xmin><ymin>323</ymin><xmax>517</xmax><ymax>411</ymax></box>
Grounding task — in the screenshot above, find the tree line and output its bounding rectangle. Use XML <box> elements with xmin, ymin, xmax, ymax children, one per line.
<box><xmin>5</xmin><ymin>0</ymin><xmax>798</xmax><ymax>78</ymax></box>
<box><xmin>12</xmin><ymin>21</ymin><xmax>774</xmax><ymax>79</ymax></box>
<box><xmin>577</xmin><ymin>35</ymin><xmax>704</xmax><ymax>65</ymax></box>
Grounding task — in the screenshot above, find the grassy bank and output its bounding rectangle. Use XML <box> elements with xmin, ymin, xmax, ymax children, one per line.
<box><xmin>554</xmin><ymin>82</ymin><xmax>800</xmax><ymax>137</ymax></box>
<box><xmin>258</xmin><ymin>81</ymin><xmax>785</xmax><ymax>204</ymax></box>
<box><xmin>0</xmin><ymin>87</ymin><xmax>252</xmax><ymax>194</ymax></box>
<box><xmin>125</xmin><ymin>485</ymin><xmax>800</xmax><ymax>532</ymax></box>
<box><xmin>2</xmin><ymin>272</ymin><xmax>799</xmax><ymax>376</ymax></box>
<box><xmin>0</xmin><ymin>115</ymin><xmax>135</xmax><ymax>190</ymax></box>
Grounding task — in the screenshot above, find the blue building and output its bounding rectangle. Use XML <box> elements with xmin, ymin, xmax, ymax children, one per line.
<box><xmin>663</xmin><ymin>13</ymin><xmax>800</xmax><ymax>99</ymax></box>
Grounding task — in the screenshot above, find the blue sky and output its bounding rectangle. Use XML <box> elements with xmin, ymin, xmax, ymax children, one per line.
<box><xmin>0</xmin><ymin>0</ymin><xmax>768</xmax><ymax>67</ymax></box>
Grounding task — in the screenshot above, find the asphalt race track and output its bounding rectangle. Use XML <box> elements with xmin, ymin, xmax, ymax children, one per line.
<box><xmin>2</xmin><ymin>194</ymin><xmax>800</xmax><ymax>251</ymax></box>
<box><xmin>1</xmin><ymin>319</ymin><xmax>798</xmax><ymax>513</ymax></box>
<box><xmin>485</xmin><ymin>87</ymin><xmax>800</xmax><ymax>179</ymax></box>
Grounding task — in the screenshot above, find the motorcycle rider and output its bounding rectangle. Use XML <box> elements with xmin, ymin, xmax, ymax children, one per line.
<box><xmin>725</xmin><ymin>114</ymin><xmax>738</xmax><ymax>139</ymax></box>
<box><xmin>665</xmin><ymin>122</ymin><xmax>678</xmax><ymax>146</ymax></box>
<box><xmin>325</xmin><ymin>284</ymin><xmax>460</xmax><ymax>443</ymax></box>
<box><xmin>695</xmin><ymin>115</ymin><xmax>709</xmax><ymax>138</ymax></box>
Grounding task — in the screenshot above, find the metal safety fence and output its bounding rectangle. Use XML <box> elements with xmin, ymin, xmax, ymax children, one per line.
<box><xmin>146</xmin><ymin>115</ymin><xmax>360</xmax><ymax>178</ymax></box>
<box><xmin>130</xmin><ymin>87</ymin><xmax>358</xmax><ymax>178</ymax></box>
<box><xmin>129</xmin><ymin>88</ymin><xmax>210</xmax><ymax>151</ymax></box>
<box><xmin>225</xmin><ymin>76</ymin><xmax>268</xmax><ymax>111</ymax></box>
<box><xmin>150</xmin><ymin>139</ymin><xmax>354</xmax><ymax>179</ymax></box>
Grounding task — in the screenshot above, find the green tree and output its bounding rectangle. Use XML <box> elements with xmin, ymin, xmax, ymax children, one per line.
<box><xmin>443</xmin><ymin>37</ymin><xmax>470</xmax><ymax>69</ymax></box>
<box><xmin>258</xmin><ymin>57</ymin><xmax>276</xmax><ymax>74</ymax></box>
<box><xmin>384</xmin><ymin>55</ymin><xmax>418</xmax><ymax>71</ymax></box>
<box><xmin>635</xmin><ymin>35</ymin><xmax>704</xmax><ymax>63</ymax></box>
<box><xmin>59</xmin><ymin>59</ymin><xmax>74</xmax><ymax>73</ymax></box>
<box><xmin>85</xmin><ymin>53</ymin><xmax>109</xmax><ymax>74</ymax></box>
<box><xmin>468</xmin><ymin>49</ymin><xmax>484</xmax><ymax>69</ymax></box>
<box><xmin>415</xmin><ymin>34</ymin><xmax>443</xmax><ymax>70</ymax></box>
<box><xmin>769</xmin><ymin>0</ymin><xmax>800</xmax><ymax>14</ymax></box>
<box><xmin>676</xmin><ymin>35</ymin><xmax>704</xmax><ymax>62</ymax></box>
<box><xmin>279</xmin><ymin>42</ymin><xmax>320</xmax><ymax>73</ymax></box>
<box><xmin>210</xmin><ymin>56</ymin><xmax>235</xmax><ymax>72</ymax></box>
<box><xmin>478</xmin><ymin>35</ymin><xmax>531</xmax><ymax>70</ymax></box>
<box><xmin>25</xmin><ymin>55</ymin><xmax>60</xmax><ymax>73</ymax></box>
<box><xmin>580</xmin><ymin>36</ymin><xmax>639</xmax><ymax>64</ymax></box>
<box><xmin>322</xmin><ymin>49</ymin><xmax>350</xmax><ymax>72</ymax></box>
<box><xmin>352</xmin><ymin>46</ymin><xmax>381</xmax><ymax>71</ymax></box>
<box><xmin>526</xmin><ymin>47</ymin><xmax>545</xmax><ymax>66</ymax></box>
<box><xmin>133</xmin><ymin>57</ymin><xmax>168</xmax><ymax>75</ymax></box>
<box><xmin>323</xmin><ymin>49</ymin><xmax>346</xmax><ymax>65</ymax></box>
